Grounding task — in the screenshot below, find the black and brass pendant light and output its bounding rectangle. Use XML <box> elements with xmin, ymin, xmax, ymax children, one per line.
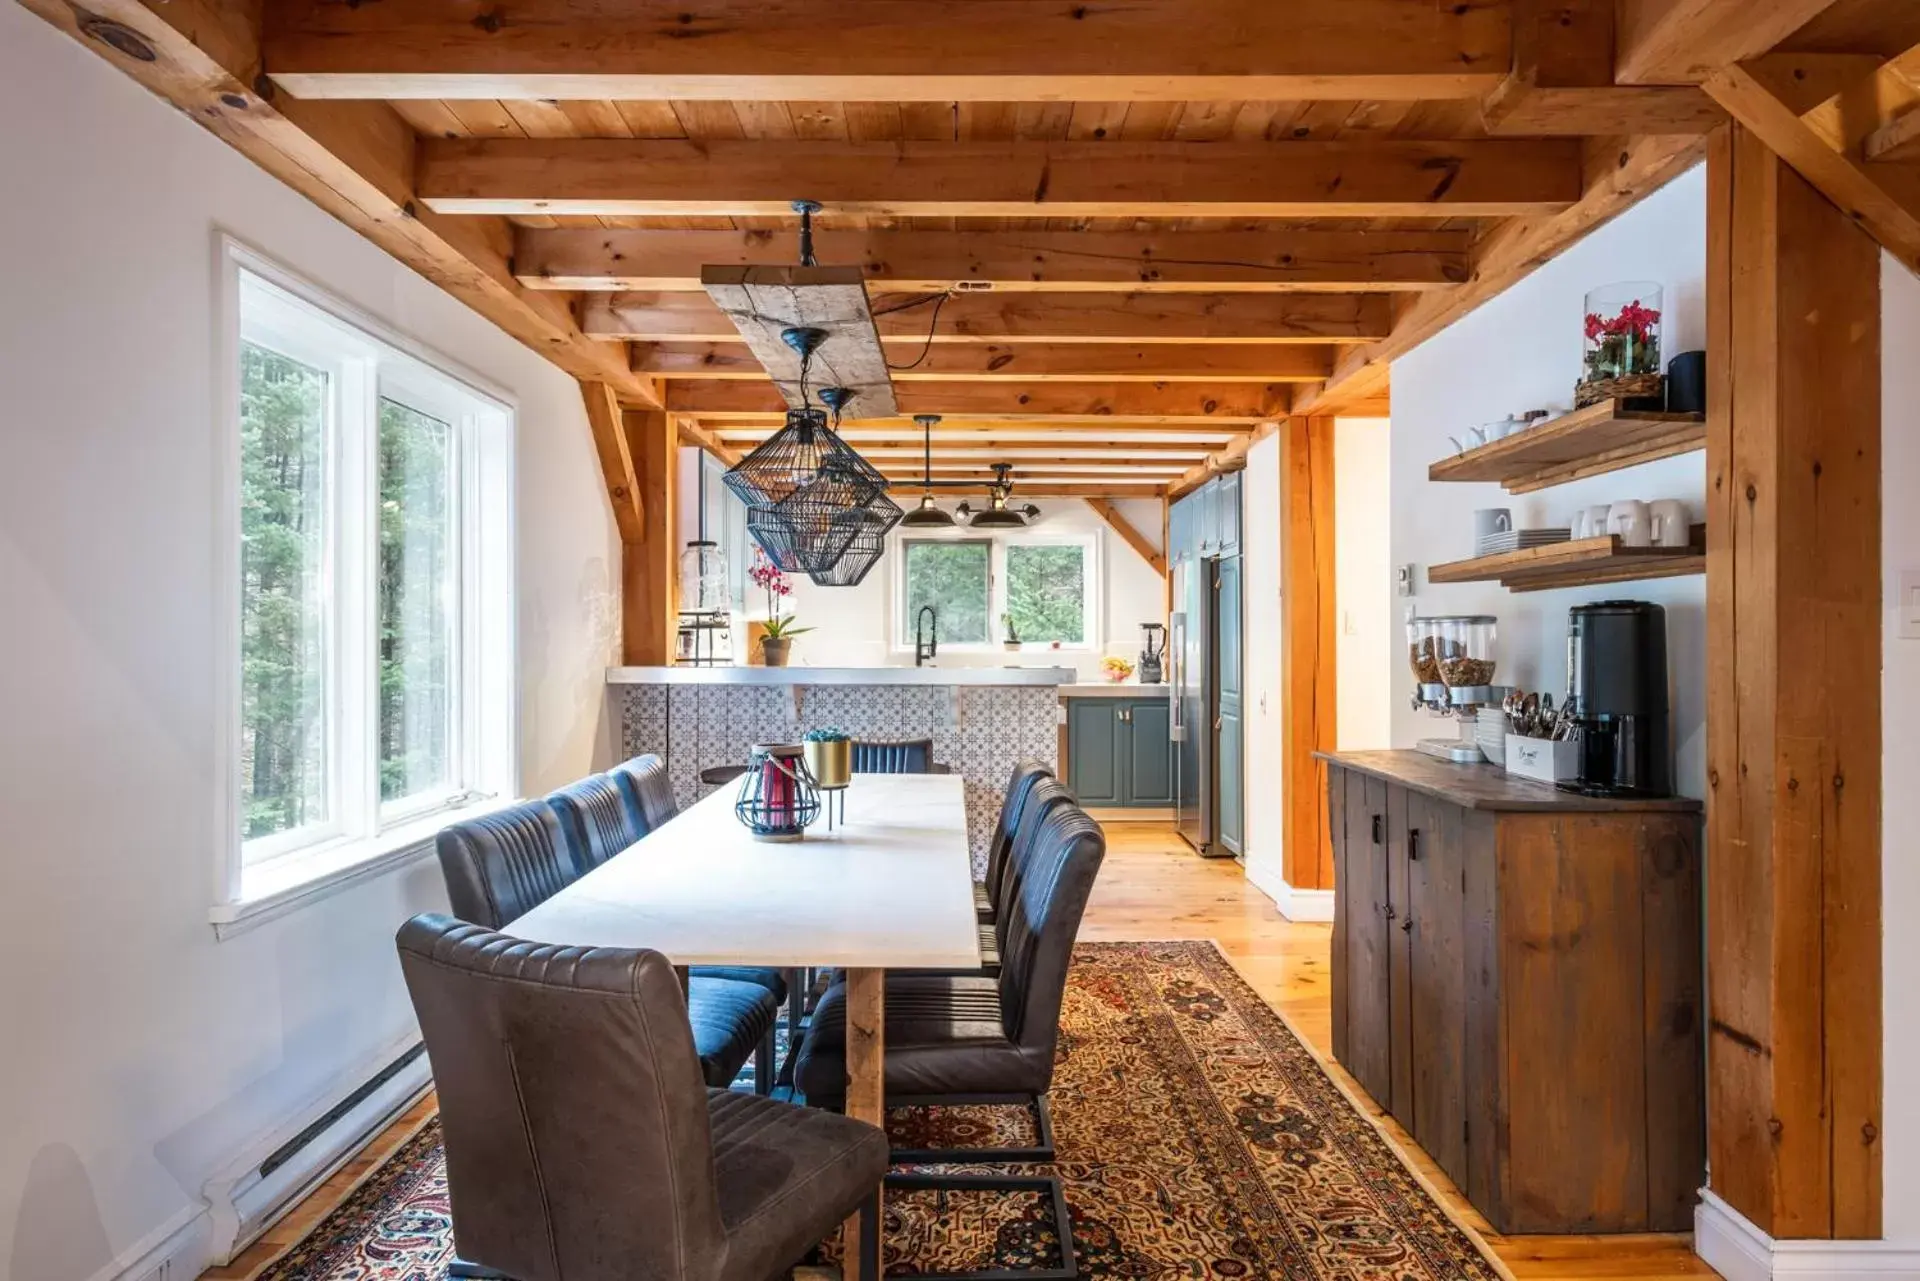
<box><xmin>958</xmin><ymin>463</ymin><xmax>1042</xmax><ymax>529</ymax></box>
<box><xmin>898</xmin><ymin>414</ymin><xmax>958</xmax><ymax>528</ymax></box>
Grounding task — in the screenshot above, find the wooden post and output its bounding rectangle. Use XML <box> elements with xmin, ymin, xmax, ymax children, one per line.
<box><xmin>1704</xmin><ymin>123</ymin><xmax>1882</xmax><ymax>1240</ymax></box>
<box><xmin>840</xmin><ymin>967</ymin><xmax>885</xmax><ymax>1278</ymax></box>
<box><xmin>1281</xmin><ymin>416</ymin><xmax>1338</xmax><ymax>891</ymax></box>
<box><xmin>621</xmin><ymin>409</ymin><xmax>678</xmax><ymax>666</ymax></box>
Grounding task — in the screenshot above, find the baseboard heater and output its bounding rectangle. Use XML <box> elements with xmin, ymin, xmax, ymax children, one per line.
<box><xmin>202</xmin><ymin>1037</ymin><xmax>433</xmax><ymax>1266</ymax></box>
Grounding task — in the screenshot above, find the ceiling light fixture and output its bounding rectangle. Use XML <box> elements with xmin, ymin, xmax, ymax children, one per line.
<box><xmin>898</xmin><ymin>414</ymin><xmax>958</xmax><ymax>528</ymax></box>
<box><xmin>958</xmin><ymin>464</ymin><xmax>1041</xmax><ymax>529</ymax></box>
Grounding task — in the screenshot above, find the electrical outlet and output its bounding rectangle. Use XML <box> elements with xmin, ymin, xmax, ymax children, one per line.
<box><xmin>1901</xmin><ymin>569</ymin><xmax>1920</xmax><ymax>640</ymax></box>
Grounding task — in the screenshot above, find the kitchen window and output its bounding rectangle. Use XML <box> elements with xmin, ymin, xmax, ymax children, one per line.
<box><xmin>897</xmin><ymin>535</ymin><xmax>1098</xmax><ymax>651</ymax></box>
<box><xmin>217</xmin><ymin>244</ymin><xmax>516</xmax><ymax>924</ymax></box>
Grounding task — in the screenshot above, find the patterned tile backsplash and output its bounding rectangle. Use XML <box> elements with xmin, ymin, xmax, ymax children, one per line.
<box><xmin>618</xmin><ymin>683</ymin><xmax>1060</xmax><ymax>876</ymax></box>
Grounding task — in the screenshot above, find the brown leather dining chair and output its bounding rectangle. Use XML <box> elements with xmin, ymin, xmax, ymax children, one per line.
<box><xmin>397</xmin><ymin>915</ymin><xmax>888</xmax><ymax>1281</ymax></box>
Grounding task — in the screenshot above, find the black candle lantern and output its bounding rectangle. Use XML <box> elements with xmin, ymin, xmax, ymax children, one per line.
<box><xmin>733</xmin><ymin>744</ymin><xmax>821</xmax><ymax>841</ymax></box>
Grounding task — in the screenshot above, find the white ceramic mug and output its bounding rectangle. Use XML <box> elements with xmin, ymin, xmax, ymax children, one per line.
<box><xmin>1608</xmin><ymin>499</ymin><xmax>1651</xmax><ymax>547</ymax></box>
<box><xmin>1574</xmin><ymin>504</ymin><xmax>1612</xmax><ymax>539</ymax></box>
<box><xmin>1648</xmin><ymin>498</ymin><xmax>1690</xmax><ymax>548</ymax></box>
<box><xmin>1474</xmin><ymin>507</ymin><xmax>1513</xmax><ymax>543</ymax></box>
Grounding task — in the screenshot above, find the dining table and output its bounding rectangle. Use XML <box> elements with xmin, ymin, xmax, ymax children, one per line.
<box><xmin>506</xmin><ymin>770</ymin><xmax>983</xmax><ymax>1281</ymax></box>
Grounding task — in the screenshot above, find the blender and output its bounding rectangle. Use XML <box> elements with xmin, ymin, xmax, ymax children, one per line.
<box><xmin>1408</xmin><ymin>614</ymin><xmax>1505</xmax><ymax>763</ymax></box>
<box><xmin>1139</xmin><ymin>622</ymin><xmax>1166</xmax><ymax>683</ymax></box>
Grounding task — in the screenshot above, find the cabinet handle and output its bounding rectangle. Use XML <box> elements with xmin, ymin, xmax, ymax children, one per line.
<box><xmin>1371</xmin><ymin>814</ymin><xmax>1383</xmax><ymax>845</ymax></box>
<box><xmin>1408</xmin><ymin>828</ymin><xmax>1421</xmax><ymax>861</ymax></box>
<box><xmin>1401</xmin><ymin>917</ymin><xmax>1414</xmax><ymax>934</ymax></box>
<box><xmin>1118</xmin><ymin>708</ymin><xmax>1131</xmax><ymax>723</ymax></box>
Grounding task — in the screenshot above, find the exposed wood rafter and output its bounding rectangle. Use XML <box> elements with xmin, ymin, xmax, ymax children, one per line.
<box><xmin>667</xmin><ymin>381</ymin><xmax>1290</xmax><ymax>422</ymax></box>
<box><xmin>636</xmin><ymin>342</ymin><xmax>1333</xmax><ymax>383</ymax></box>
<box><xmin>515</xmin><ymin>227</ymin><xmax>1472</xmax><ymax>293</ymax></box>
<box><xmin>1084</xmin><ymin>499</ymin><xmax>1168</xmax><ymax>576</ymax></box>
<box><xmin>417</xmin><ymin>139</ymin><xmax>1586</xmax><ymax>219</ymax></box>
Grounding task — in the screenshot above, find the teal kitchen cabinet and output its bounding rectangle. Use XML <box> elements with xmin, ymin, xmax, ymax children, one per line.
<box><xmin>1215</xmin><ymin>555</ymin><xmax>1244</xmax><ymax>854</ymax></box>
<box><xmin>1064</xmin><ymin>696</ymin><xmax>1174</xmax><ymax>808</ymax></box>
<box><xmin>1214</xmin><ymin>470</ymin><xmax>1243</xmax><ymax>556</ymax></box>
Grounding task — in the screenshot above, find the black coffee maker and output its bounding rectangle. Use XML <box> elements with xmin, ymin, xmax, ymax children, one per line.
<box><xmin>1561</xmin><ymin>600</ymin><xmax>1672</xmax><ymax>797</ymax></box>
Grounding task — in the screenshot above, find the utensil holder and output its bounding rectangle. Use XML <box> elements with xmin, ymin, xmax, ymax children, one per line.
<box><xmin>1505</xmin><ymin>734</ymin><xmax>1579</xmax><ymax>783</ymax></box>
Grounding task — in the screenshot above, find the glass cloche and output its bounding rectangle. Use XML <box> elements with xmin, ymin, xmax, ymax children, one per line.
<box><xmin>678</xmin><ymin>540</ymin><xmax>730</xmax><ymax>613</ymax></box>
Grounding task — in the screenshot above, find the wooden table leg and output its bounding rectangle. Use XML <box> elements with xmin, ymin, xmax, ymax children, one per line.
<box><xmin>840</xmin><ymin>966</ymin><xmax>884</xmax><ymax>1280</ymax></box>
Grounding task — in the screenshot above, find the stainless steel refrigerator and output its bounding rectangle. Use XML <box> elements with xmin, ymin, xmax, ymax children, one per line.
<box><xmin>1169</xmin><ymin>557</ymin><xmax>1216</xmax><ymax>855</ymax></box>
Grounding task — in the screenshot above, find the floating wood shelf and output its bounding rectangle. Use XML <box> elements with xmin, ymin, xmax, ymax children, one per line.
<box><xmin>1428</xmin><ymin>526</ymin><xmax>1706</xmax><ymax>593</ymax></box>
<box><xmin>1428</xmin><ymin>399</ymin><xmax>1706</xmax><ymax>494</ymax></box>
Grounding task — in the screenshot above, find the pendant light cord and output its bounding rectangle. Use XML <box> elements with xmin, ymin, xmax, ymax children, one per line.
<box><xmin>885</xmin><ymin>291</ymin><xmax>950</xmax><ymax>371</ymax></box>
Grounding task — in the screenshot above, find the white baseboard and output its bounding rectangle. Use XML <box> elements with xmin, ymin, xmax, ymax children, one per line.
<box><xmin>1697</xmin><ymin>1190</ymin><xmax>1920</xmax><ymax>1281</ymax></box>
<box><xmin>1243</xmin><ymin>860</ymin><xmax>1336</xmax><ymax>923</ymax></box>
<box><xmin>85</xmin><ymin>1204</ymin><xmax>211</xmax><ymax>1281</ymax></box>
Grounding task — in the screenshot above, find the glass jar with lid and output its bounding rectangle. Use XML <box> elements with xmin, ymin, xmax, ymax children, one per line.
<box><xmin>1407</xmin><ymin>615</ymin><xmax>1499</xmax><ymax>695</ymax></box>
<box><xmin>678</xmin><ymin>540</ymin><xmax>730</xmax><ymax>613</ymax></box>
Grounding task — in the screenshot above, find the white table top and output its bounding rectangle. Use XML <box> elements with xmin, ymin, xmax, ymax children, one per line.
<box><xmin>506</xmin><ymin>773</ymin><xmax>983</xmax><ymax>970</ymax></box>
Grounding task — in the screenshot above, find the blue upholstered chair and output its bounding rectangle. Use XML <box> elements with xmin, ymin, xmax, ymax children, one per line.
<box><xmin>850</xmin><ymin>738</ymin><xmax>936</xmax><ymax>774</ymax></box>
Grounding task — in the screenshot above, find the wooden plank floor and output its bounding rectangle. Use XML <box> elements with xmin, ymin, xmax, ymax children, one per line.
<box><xmin>202</xmin><ymin>821</ymin><xmax>1718</xmax><ymax>1281</ymax></box>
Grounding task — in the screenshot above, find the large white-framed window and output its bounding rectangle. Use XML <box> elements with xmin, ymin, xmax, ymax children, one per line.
<box><xmin>894</xmin><ymin>531</ymin><xmax>1100</xmax><ymax>653</ymax></box>
<box><xmin>214</xmin><ymin>240</ymin><xmax>517</xmax><ymax>926</ymax></box>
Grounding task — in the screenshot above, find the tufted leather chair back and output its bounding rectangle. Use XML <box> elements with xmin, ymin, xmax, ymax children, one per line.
<box><xmin>612</xmin><ymin>753</ymin><xmax>679</xmax><ymax>831</ymax></box>
<box><xmin>996</xmin><ymin>803</ymin><xmax>1105</xmax><ymax>1059</ymax></box>
<box><xmin>986</xmin><ymin>761</ymin><xmax>1055</xmax><ymax>903</ymax></box>
<box><xmin>435</xmin><ymin>803</ymin><xmax>581</xmax><ymax>929</ymax></box>
<box><xmin>396</xmin><ymin>916</ymin><xmax>725</xmax><ymax>1281</ymax></box>
<box><xmin>850</xmin><ymin>738</ymin><xmax>934</xmax><ymax>774</ymax></box>
<box><xmin>545</xmin><ymin>773</ymin><xmax>642</xmax><ymax>871</ymax></box>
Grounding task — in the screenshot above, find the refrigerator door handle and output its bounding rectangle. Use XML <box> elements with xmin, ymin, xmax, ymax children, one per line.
<box><xmin>1168</xmin><ymin>610</ymin><xmax>1187</xmax><ymax>742</ymax></box>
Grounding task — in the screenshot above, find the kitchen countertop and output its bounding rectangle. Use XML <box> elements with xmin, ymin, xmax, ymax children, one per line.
<box><xmin>1316</xmin><ymin>749</ymin><xmax>1703</xmax><ymax>813</ymax></box>
<box><xmin>607</xmin><ymin>665</ymin><xmax>1076</xmax><ymax>687</ymax></box>
<box><xmin>1057</xmin><ymin>683</ymin><xmax>1169</xmax><ymax>698</ymax></box>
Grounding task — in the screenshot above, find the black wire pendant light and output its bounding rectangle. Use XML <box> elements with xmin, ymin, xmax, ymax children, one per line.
<box><xmin>807</xmin><ymin>490</ymin><xmax>902</xmax><ymax>586</ymax></box>
<box><xmin>724</xmin><ymin>329</ymin><xmax>890</xmax><ymax>575</ymax></box>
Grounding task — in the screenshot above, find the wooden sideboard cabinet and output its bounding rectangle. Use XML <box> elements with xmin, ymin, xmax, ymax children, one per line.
<box><xmin>1320</xmin><ymin>750</ymin><xmax>1705</xmax><ymax>1235</ymax></box>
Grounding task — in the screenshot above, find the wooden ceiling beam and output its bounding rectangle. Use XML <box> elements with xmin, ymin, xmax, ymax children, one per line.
<box><xmin>260</xmin><ymin>0</ymin><xmax>1510</xmax><ymax>102</ymax></box>
<box><xmin>514</xmin><ymin>227</ymin><xmax>1472</xmax><ymax>294</ymax></box>
<box><xmin>668</xmin><ymin>381</ymin><xmax>1287</xmax><ymax>423</ymax></box>
<box><xmin>584</xmin><ymin>291</ymin><xmax>1393</xmax><ymax>345</ymax></box>
<box><xmin>416</xmin><ymin>139</ymin><xmax>1584</xmax><ymax>219</ymax></box>
<box><xmin>1168</xmin><ymin>422</ymin><xmax>1282</xmax><ymax>499</ymax></box>
<box><xmin>635</xmin><ymin>342</ymin><xmax>1333</xmax><ymax>383</ymax></box>
<box><xmin>713</xmin><ymin>421</ymin><xmax>1247</xmax><ymax>440</ymax></box>
<box><xmin>1616</xmin><ymin>0</ymin><xmax>1848</xmax><ymax>84</ymax></box>
<box><xmin>1482</xmin><ymin>0</ymin><xmax>1724</xmax><ymax>135</ymax></box>
<box><xmin>1296</xmin><ymin>133</ymin><xmax>1708</xmax><ymax>415</ymax></box>
<box><xmin>1084</xmin><ymin>499</ymin><xmax>1169</xmax><ymax>576</ymax></box>
<box><xmin>1704</xmin><ymin>60</ymin><xmax>1920</xmax><ymax>272</ymax></box>
<box><xmin>672</xmin><ymin>416</ymin><xmax>743</xmax><ymax>466</ymax></box>
<box><xmin>12</xmin><ymin>0</ymin><xmax>660</xmax><ymax>407</ymax></box>
<box><xmin>829</xmin><ymin>445</ymin><xmax>1215</xmax><ymax>460</ymax></box>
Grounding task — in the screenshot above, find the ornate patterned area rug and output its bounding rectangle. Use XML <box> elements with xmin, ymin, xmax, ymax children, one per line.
<box><xmin>252</xmin><ymin>942</ymin><xmax>1506</xmax><ymax>1280</ymax></box>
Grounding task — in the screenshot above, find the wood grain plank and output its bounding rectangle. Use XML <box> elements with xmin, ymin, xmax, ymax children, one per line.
<box><xmin>1282</xmin><ymin>419</ymin><xmax>1337</xmax><ymax>892</ymax></box>
<box><xmin>840</xmin><ymin>966</ymin><xmax>886</xmax><ymax>1279</ymax></box>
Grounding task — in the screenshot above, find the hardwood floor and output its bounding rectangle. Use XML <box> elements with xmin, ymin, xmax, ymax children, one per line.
<box><xmin>201</xmin><ymin>821</ymin><xmax>1718</xmax><ymax>1281</ymax></box>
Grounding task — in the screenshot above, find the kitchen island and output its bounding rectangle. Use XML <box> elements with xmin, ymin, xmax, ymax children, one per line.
<box><xmin>610</xmin><ymin>666</ymin><xmax>1073</xmax><ymax>873</ymax></box>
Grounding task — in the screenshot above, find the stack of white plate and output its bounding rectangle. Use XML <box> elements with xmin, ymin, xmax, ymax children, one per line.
<box><xmin>1474</xmin><ymin>708</ymin><xmax>1507</xmax><ymax>766</ymax></box>
<box><xmin>1476</xmin><ymin>527</ymin><xmax>1572</xmax><ymax>557</ymax></box>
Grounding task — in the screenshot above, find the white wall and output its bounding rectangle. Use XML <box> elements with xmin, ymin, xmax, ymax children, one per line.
<box><xmin>775</xmin><ymin>496</ymin><xmax>1167</xmax><ymax>680</ymax></box>
<box><xmin>0</xmin><ymin>8</ymin><xmax>621</xmax><ymax>1278</ymax></box>
<box><xmin>1335</xmin><ymin>417</ymin><xmax>1393</xmax><ymax>750</ymax></box>
<box><xmin>1389</xmin><ymin>164</ymin><xmax>1709</xmax><ymax>797</ymax></box>
<box><xmin>1880</xmin><ymin>251</ymin><xmax>1918</xmax><ymax>1245</ymax></box>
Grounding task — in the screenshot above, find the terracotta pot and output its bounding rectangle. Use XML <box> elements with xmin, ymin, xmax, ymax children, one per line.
<box><xmin>761</xmin><ymin>636</ymin><xmax>791</xmax><ymax>667</ymax></box>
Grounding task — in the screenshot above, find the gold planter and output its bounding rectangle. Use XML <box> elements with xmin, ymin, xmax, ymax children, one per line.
<box><xmin>804</xmin><ymin>739</ymin><xmax>853</xmax><ymax>790</ymax></box>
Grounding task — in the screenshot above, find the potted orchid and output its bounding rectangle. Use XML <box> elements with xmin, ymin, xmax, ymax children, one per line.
<box><xmin>748</xmin><ymin>551</ymin><xmax>811</xmax><ymax>667</ymax></box>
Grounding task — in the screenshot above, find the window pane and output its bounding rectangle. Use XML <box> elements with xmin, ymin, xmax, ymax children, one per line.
<box><xmin>240</xmin><ymin>340</ymin><xmax>331</xmax><ymax>841</ymax></box>
<box><xmin>1006</xmin><ymin>544</ymin><xmax>1087</xmax><ymax>645</ymax></box>
<box><xmin>904</xmin><ymin>541</ymin><xmax>990</xmax><ymax>644</ymax></box>
<box><xmin>378</xmin><ymin>397</ymin><xmax>456</xmax><ymax>805</ymax></box>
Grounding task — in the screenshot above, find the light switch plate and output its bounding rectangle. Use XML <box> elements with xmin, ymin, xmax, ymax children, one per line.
<box><xmin>1901</xmin><ymin>569</ymin><xmax>1920</xmax><ymax>640</ymax></box>
<box><xmin>1397</xmin><ymin>564</ymin><xmax>1417</xmax><ymax>597</ymax></box>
